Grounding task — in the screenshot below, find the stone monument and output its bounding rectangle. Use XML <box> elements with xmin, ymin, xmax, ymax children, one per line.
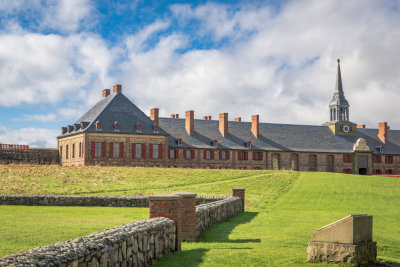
<box><xmin>307</xmin><ymin>214</ymin><xmax>377</xmax><ymax>265</ymax></box>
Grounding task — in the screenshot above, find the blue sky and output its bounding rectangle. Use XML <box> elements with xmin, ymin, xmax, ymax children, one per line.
<box><xmin>0</xmin><ymin>0</ymin><xmax>399</xmax><ymax>147</ymax></box>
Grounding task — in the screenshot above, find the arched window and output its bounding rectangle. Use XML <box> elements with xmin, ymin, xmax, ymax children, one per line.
<box><xmin>114</xmin><ymin>121</ymin><xmax>120</xmax><ymax>131</ymax></box>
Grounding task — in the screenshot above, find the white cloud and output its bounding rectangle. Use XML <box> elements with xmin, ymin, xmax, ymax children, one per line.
<box><xmin>13</xmin><ymin>113</ymin><xmax>57</xmax><ymax>122</ymax></box>
<box><xmin>0</xmin><ymin>125</ymin><xmax>58</xmax><ymax>148</ymax></box>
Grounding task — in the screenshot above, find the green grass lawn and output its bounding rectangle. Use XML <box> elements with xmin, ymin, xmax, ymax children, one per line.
<box><xmin>0</xmin><ymin>165</ymin><xmax>399</xmax><ymax>266</ymax></box>
<box><xmin>0</xmin><ymin>206</ymin><xmax>149</xmax><ymax>257</ymax></box>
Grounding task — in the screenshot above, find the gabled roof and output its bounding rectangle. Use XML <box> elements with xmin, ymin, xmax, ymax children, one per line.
<box><xmin>159</xmin><ymin>118</ymin><xmax>400</xmax><ymax>154</ymax></box>
<box><xmin>59</xmin><ymin>92</ymin><xmax>167</xmax><ymax>137</ymax></box>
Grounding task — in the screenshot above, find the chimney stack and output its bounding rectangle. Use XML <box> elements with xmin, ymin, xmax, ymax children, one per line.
<box><xmin>219</xmin><ymin>113</ymin><xmax>228</xmax><ymax>136</ymax></box>
<box><xmin>170</xmin><ymin>114</ymin><xmax>179</xmax><ymax>118</ymax></box>
<box><xmin>357</xmin><ymin>124</ymin><xmax>366</xmax><ymax>129</ymax></box>
<box><xmin>113</xmin><ymin>84</ymin><xmax>122</xmax><ymax>93</ymax></box>
<box><xmin>150</xmin><ymin>108</ymin><xmax>159</xmax><ymax>126</ymax></box>
<box><xmin>102</xmin><ymin>89</ymin><xmax>110</xmax><ymax>98</ymax></box>
<box><xmin>234</xmin><ymin>117</ymin><xmax>241</xmax><ymax>122</ymax></box>
<box><xmin>252</xmin><ymin>115</ymin><xmax>259</xmax><ymax>138</ymax></box>
<box><xmin>378</xmin><ymin>122</ymin><xmax>388</xmax><ymax>143</ymax></box>
<box><xmin>186</xmin><ymin>110</ymin><xmax>194</xmax><ymax>135</ymax></box>
<box><xmin>203</xmin><ymin>116</ymin><xmax>212</xmax><ymax>120</ymax></box>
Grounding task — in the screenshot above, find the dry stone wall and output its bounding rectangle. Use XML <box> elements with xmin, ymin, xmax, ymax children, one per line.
<box><xmin>0</xmin><ymin>195</ymin><xmax>229</xmax><ymax>207</ymax></box>
<box><xmin>0</xmin><ymin>218</ymin><xmax>176</xmax><ymax>267</ymax></box>
<box><xmin>196</xmin><ymin>197</ymin><xmax>242</xmax><ymax>238</ymax></box>
<box><xmin>0</xmin><ymin>148</ymin><xmax>59</xmax><ymax>165</ymax></box>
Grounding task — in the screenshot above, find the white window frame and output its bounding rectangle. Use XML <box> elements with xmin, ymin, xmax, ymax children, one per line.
<box><xmin>95</xmin><ymin>142</ymin><xmax>102</xmax><ymax>157</ymax></box>
<box><xmin>113</xmin><ymin>142</ymin><xmax>120</xmax><ymax>158</ymax></box>
<box><xmin>221</xmin><ymin>151</ymin><xmax>227</xmax><ymax>160</ymax></box>
<box><xmin>135</xmin><ymin>144</ymin><xmax>142</xmax><ymax>158</ymax></box>
<box><xmin>153</xmin><ymin>144</ymin><xmax>159</xmax><ymax>159</ymax></box>
<box><xmin>206</xmin><ymin>150</ymin><xmax>211</xmax><ymax>160</ymax></box>
<box><xmin>169</xmin><ymin>149</ymin><xmax>176</xmax><ymax>159</ymax></box>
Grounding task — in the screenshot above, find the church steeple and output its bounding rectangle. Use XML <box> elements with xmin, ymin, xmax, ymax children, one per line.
<box><xmin>329</xmin><ymin>59</ymin><xmax>349</xmax><ymax>122</ymax></box>
<box><xmin>323</xmin><ymin>59</ymin><xmax>356</xmax><ymax>135</ymax></box>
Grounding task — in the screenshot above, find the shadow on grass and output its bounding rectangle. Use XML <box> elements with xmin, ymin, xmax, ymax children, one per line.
<box><xmin>153</xmin><ymin>248</ymin><xmax>209</xmax><ymax>267</ymax></box>
<box><xmin>198</xmin><ymin>211</ymin><xmax>261</xmax><ymax>243</ymax></box>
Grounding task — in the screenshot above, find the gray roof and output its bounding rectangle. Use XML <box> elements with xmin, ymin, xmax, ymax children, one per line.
<box><xmin>59</xmin><ymin>92</ymin><xmax>167</xmax><ymax>137</ymax></box>
<box><xmin>159</xmin><ymin>118</ymin><xmax>400</xmax><ymax>155</ymax></box>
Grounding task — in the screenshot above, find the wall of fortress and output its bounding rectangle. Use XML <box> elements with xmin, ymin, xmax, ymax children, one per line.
<box><xmin>0</xmin><ymin>148</ymin><xmax>59</xmax><ymax>165</ymax></box>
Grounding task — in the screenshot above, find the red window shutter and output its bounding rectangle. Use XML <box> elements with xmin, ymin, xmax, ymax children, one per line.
<box><xmin>91</xmin><ymin>141</ymin><xmax>95</xmax><ymax>158</ymax></box>
<box><xmin>183</xmin><ymin>150</ymin><xmax>187</xmax><ymax>159</ymax></box>
<box><xmin>142</xmin><ymin>144</ymin><xmax>146</xmax><ymax>158</ymax></box>
<box><xmin>175</xmin><ymin>149</ymin><xmax>178</xmax><ymax>159</ymax></box>
<box><xmin>203</xmin><ymin>151</ymin><xmax>206</xmax><ymax>159</ymax></box>
<box><xmin>238</xmin><ymin>152</ymin><xmax>242</xmax><ymax>160</ymax></box>
<box><xmin>159</xmin><ymin>144</ymin><xmax>163</xmax><ymax>159</ymax></box>
<box><xmin>132</xmin><ymin>143</ymin><xmax>136</xmax><ymax>158</ymax></box>
<box><xmin>101</xmin><ymin>142</ymin><xmax>106</xmax><ymax>158</ymax></box>
<box><xmin>261</xmin><ymin>152</ymin><xmax>264</xmax><ymax>161</ymax></box>
<box><xmin>219</xmin><ymin>151</ymin><xmax>222</xmax><ymax>160</ymax></box>
<box><xmin>120</xmin><ymin>142</ymin><xmax>124</xmax><ymax>158</ymax></box>
<box><xmin>211</xmin><ymin>151</ymin><xmax>215</xmax><ymax>159</ymax></box>
<box><xmin>110</xmin><ymin>142</ymin><xmax>113</xmax><ymax>158</ymax></box>
<box><xmin>227</xmin><ymin>151</ymin><xmax>230</xmax><ymax>160</ymax></box>
<box><xmin>245</xmin><ymin>152</ymin><xmax>248</xmax><ymax>160</ymax></box>
<box><xmin>149</xmin><ymin>144</ymin><xmax>153</xmax><ymax>159</ymax></box>
<box><xmin>349</xmin><ymin>155</ymin><xmax>352</xmax><ymax>162</ymax></box>
<box><xmin>191</xmin><ymin>150</ymin><xmax>195</xmax><ymax>159</ymax></box>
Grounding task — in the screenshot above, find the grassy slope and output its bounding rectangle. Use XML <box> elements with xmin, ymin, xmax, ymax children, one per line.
<box><xmin>0</xmin><ymin>206</ymin><xmax>149</xmax><ymax>257</ymax></box>
<box><xmin>0</xmin><ymin>165</ymin><xmax>399</xmax><ymax>266</ymax></box>
<box><xmin>155</xmin><ymin>172</ymin><xmax>400</xmax><ymax>266</ymax></box>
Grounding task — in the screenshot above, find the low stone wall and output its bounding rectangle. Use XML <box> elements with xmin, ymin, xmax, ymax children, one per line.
<box><xmin>0</xmin><ymin>148</ymin><xmax>59</xmax><ymax>165</ymax></box>
<box><xmin>0</xmin><ymin>217</ymin><xmax>176</xmax><ymax>267</ymax></box>
<box><xmin>195</xmin><ymin>197</ymin><xmax>242</xmax><ymax>238</ymax></box>
<box><xmin>0</xmin><ymin>195</ymin><xmax>229</xmax><ymax>207</ymax></box>
<box><xmin>0</xmin><ymin>194</ymin><xmax>149</xmax><ymax>207</ymax></box>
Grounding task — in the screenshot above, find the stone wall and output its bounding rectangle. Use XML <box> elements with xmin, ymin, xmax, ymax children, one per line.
<box><xmin>195</xmin><ymin>197</ymin><xmax>243</xmax><ymax>238</ymax></box>
<box><xmin>0</xmin><ymin>148</ymin><xmax>59</xmax><ymax>165</ymax></box>
<box><xmin>0</xmin><ymin>217</ymin><xmax>175</xmax><ymax>267</ymax></box>
<box><xmin>0</xmin><ymin>194</ymin><xmax>149</xmax><ymax>207</ymax></box>
<box><xmin>0</xmin><ymin>194</ymin><xmax>229</xmax><ymax>207</ymax></box>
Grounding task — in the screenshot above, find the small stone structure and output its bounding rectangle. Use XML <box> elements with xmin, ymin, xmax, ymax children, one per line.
<box><xmin>307</xmin><ymin>214</ymin><xmax>377</xmax><ymax>265</ymax></box>
<box><xmin>0</xmin><ymin>188</ymin><xmax>245</xmax><ymax>266</ymax></box>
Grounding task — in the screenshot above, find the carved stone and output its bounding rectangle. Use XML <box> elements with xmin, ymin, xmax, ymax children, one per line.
<box><xmin>353</xmin><ymin>138</ymin><xmax>370</xmax><ymax>151</ymax></box>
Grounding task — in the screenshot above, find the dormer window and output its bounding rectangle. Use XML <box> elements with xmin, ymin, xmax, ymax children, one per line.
<box><xmin>80</xmin><ymin>123</ymin><xmax>84</xmax><ymax>130</ymax></box>
<box><xmin>136</xmin><ymin>123</ymin><xmax>142</xmax><ymax>133</ymax></box>
<box><xmin>177</xmin><ymin>138</ymin><xmax>183</xmax><ymax>146</ymax></box>
<box><xmin>61</xmin><ymin>127</ymin><xmax>66</xmax><ymax>135</ymax></box>
<box><xmin>73</xmin><ymin>124</ymin><xmax>80</xmax><ymax>131</ymax></box>
<box><xmin>67</xmin><ymin>125</ymin><xmax>73</xmax><ymax>133</ymax></box>
<box><xmin>114</xmin><ymin>121</ymin><xmax>120</xmax><ymax>131</ymax></box>
<box><xmin>95</xmin><ymin>121</ymin><xmax>102</xmax><ymax>131</ymax></box>
<box><xmin>247</xmin><ymin>141</ymin><xmax>252</xmax><ymax>148</ymax></box>
<box><xmin>376</xmin><ymin>145</ymin><xmax>383</xmax><ymax>153</ymax></box>
<box><xmin>153</xmin><ymin>123</ymin><xmax>159</xmax><ymax>133</ymax></box>
<box><xmin>211</xmin><ymin>140</ymin><xmax>218</xmax><ymax>147</ymax></box>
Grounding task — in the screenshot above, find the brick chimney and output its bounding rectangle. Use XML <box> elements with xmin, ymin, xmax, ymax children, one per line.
<box><xmin>170</xmin><ymin>114</ymin><xmax>179</xmax><ymax>119</ymax></box>
<box><xmin>150</xmin><ymin>108</ymin><xmax>159</xmax><ymax>126</ymax></box>
<box><xmin>378</xmin><ymin>122</ymin><xmax>388</xmax><ymax>143</ymax></box>
<box><xmin>357</xmin><ymin>124</ymin><xmax>366</xmax><ymax>129</ymax></box>
<box><xmin>113</xmin><ymin>84</ymin><xmax>122</xmax><ymax>93</ymax></box>
<box><xmin>234</xmin><ymin>117</ymin><xmax>241</xmax><ymax>122</ymax></box>
<box><xmin>186</xmin><ymin>110</ymin><xmax>194</xmax><ymax>135</ymax></box>
<box><xmin>102</xmin><ymin>89</ymin><xmax>110</xmax><ymax>98</ymax></box>
<box><xmin>252</xmin><ymin>115</ymin><xmax>259</xmax><ymax>138</ymax></box>
<box><xmin>203</xmin><ymin>116</ymin><xmax>212</xmax><ymax>120</ymax></box>
<box><xmin>219</xmin><ymin>113</ymin><xmax>228</xmax><ymax>136</ymax></box>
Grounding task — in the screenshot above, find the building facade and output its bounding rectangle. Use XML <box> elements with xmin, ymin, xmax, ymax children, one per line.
<box><xmin>58</xmin><ymin>61</ymin><xmax>400</xmax><ymax>174</ymax></box>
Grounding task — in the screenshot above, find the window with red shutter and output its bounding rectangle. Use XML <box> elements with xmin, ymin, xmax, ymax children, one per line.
<box><xmin>109</xmin><ymin>142</ymin><xmax>113</xmax><ymax>158</ymax></box>
<box><xmin>211</xmin><ymin>151</ymin><xmax>215</xmax><ymax>159</ymax></box>
<box><xmin>132</xmin><ymin>143</ymin><xmax>136</xmax><ymax>158</ymax></box>
<box><xmin>141</xmin><ymin>144</ymin><xmax>146</xmax><ymax>158</ymax></box>
<box><xmin>227</xmin><ymin>151</ymin><xmax>230</xmax><ymax>160</ymax></box>
<box><xmin>252</xmin><ymin>152</ymin><xmax>255</xmax><ymax>160</ymax></box>
<box><xmin>149</xmin><ymin>144</ymin><xmax>153</xmax><ymax>159</ymax></box>
<box><xmin>91</xmin><ymin>141</ymin><xmax>95</xmax><ymax>158</ymax></box>
<box><xmin>260</xmin><ymin>152</ymin><xmax>264</xmax><ymax>161</ymax></box>
<box><xmin>159</xmin><ymin>144</ymin><xmax>163</xmax><ymax>159</ymax></box>
<box><xmin>175</xmin><ymin>149</ymin><xmax>178</xmax><ymax>159</ymax></box>
<box><xmin>203</xmin><ymin>151</ymin><xmax>206</xmax><ymax>159</ymax></box>
<box><xmin>183</xmin><ymin>150</ymin><xmax>187</xmax><ymax>159</ymax></box>
<box><xmin>102</xmin><ymin>142</ymin><xmax>106</xmax><ymax>158</ymax></box>
<box><xmin>238</xmin><ymin>151</ymin><xmax>242</xmax><ymax>160</ymax></box>
<box><xmin>245</xmin><ymin>152</ymin><xmax>248</xmax><ymax>160</ymax></box>
<box><xmin>191</xmin><ymin>150</ymin><xmax>195</xmax><ymax>159</ymax></box>
<box><xmin>343</xmin><ymin>154</ymin><xmax>346</xmax><ymax>162</ymax></box>
<box><xmin>120</xmin><ymin>142</ymin><xmax>124</xmax><ymax>158</ymax></box>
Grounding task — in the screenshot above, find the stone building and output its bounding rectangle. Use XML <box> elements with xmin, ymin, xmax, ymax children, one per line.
<box><xmin>58</xmin><ymin>60</ymin><xmax>400</xmax><ymax>174</ymax></box>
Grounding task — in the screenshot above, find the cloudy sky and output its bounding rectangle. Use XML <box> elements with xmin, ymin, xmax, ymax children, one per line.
<box><xmin>0</xmin><ymin>0</ymin><xmax>399</xmax><ymax>148</ymax></box>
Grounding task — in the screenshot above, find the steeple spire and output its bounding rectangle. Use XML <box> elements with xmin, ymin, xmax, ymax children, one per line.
<box><xmin>335</xmin><ymin>59</ymin><xmax>344</xmax><ymax>95</ymax></box>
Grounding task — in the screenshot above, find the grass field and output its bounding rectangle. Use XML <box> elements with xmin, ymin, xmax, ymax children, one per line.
<box><xmin>0</xmin><ymin>165</ymin><xmax>399</xmax><ymax>266</ymax></box>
